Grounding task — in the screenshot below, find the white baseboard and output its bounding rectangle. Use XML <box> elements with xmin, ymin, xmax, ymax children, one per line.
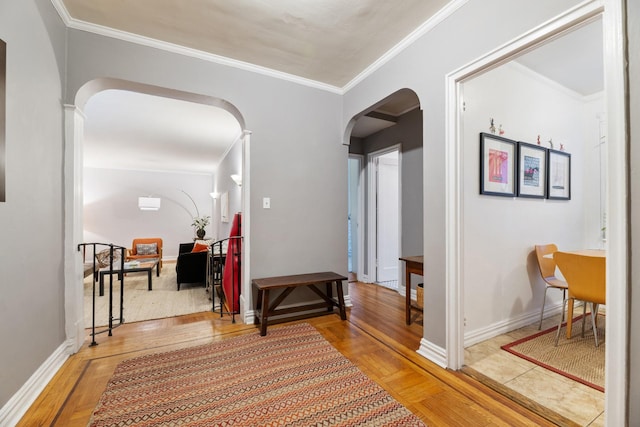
<box><xmin>0</xmin><ymin>340</ymin><xmax>73</xmax><ymax>426</ymax></box>
<box><xmin>417</xmin><ymin>338</ymin><xmax>447</xmax><ymax>368</ymax></box>
<box><xmin>463</xmin><ymin>301</ymin><xmax>567</xmax><ymax>347</ymax></box>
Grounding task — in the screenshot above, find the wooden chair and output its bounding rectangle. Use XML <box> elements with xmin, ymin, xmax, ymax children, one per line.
<box><xmin>553</xmin><ymin>251</ymin><xmax>606</xmax><ymax>347</ymax></box>
<box><xmin>534</xmin><ymin>244</ymin><xmax>568</xmax><ymax>330</ymax></box>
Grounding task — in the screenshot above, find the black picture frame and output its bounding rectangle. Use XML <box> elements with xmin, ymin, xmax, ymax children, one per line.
<box><xmin>479</xmin><ymin>132</ymin><xmax>517</xmax><ymax>197</ymax></box>
<box><xmin>547</xmin><ymin>149</ymin><xmax>571</xmax><ymax>200</ymax></box>
<box><xmin>517</xmin><ymin>142</ymin><xmax>547</xmax><ymax>198</ymax></box>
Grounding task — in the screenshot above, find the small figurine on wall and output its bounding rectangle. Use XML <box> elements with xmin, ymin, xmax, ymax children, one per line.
<box><xmin>548</xmin><ymin>138</ymin><xmax>554</xmax><ymax>149</ymax></box>
<box><xmin>499</xmin><ymin>124</ymin><xmax>504</xmax><ymax>135</ymax></box>
<box><xmin>537</xmin><ymin>135</ymin><xmax>541</xmax><ymax>145</ymax></box>
<box><xmin>489</xmin><ymin>118</ymin><xmax>496</xmax><ymax>134</ymax></box>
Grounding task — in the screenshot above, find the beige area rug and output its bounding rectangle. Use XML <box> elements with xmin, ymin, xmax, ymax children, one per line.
<box><xmin>84</xmin><ymin>262</ymin><xmax>214</xmax><ymax>327</ymax></box>
<box><xmin>88</xmin><ymin>323</ymin><xmax>426</xmax><ymax>427</ymax></box>
<box><xmin>501</xmin><ymin>315</ymin><xmax>605</xmax><ymax>392</ymax></box>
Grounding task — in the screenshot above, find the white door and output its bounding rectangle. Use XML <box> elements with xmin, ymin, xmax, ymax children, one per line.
<box><xmin>376</xmin><ymin>151</ymin><xmax>399</xmax><ymax>284</ymax></box>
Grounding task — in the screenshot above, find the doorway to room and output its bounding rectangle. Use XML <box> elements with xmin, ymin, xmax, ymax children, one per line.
<box><xmin>64</xmin><ymin>78</ymin><xmax>249</xmax><ymax>350</ymax></box>
<box><xmin>369</xmin><ymin>146</ymin><xmax>400</xmax><ymax>289</ymax></box>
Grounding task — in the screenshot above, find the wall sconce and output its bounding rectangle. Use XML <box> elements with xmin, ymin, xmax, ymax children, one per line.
<box><xmin>209</xmin><ymin>192</ymin><xmax>219</xmax><ymax>199</ymax></box>
<box><xmin>230</xmin><ymin>174</ymin><xmax>242</xmax><ymax>187</ymax></box>
<box><xmin>138</xmin><ymin>196</ymin><xmax>161</xmax><ymax>211</ymax></box>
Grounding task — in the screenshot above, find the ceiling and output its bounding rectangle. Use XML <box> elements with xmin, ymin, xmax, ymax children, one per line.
<box><xmin>65</xmin><ymin>1</ymin><xmax>603</xmax><ymax>173</ymax></box>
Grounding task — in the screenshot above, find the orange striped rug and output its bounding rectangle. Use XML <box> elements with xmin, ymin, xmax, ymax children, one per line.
<box><xmin>89</xmin><ymin>323</ymin><xmax>426</xmax><ymax>426</ymax></box>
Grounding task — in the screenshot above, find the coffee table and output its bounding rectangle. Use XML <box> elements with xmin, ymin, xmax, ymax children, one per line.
<box><xmin>98</xmin><ymin>258</ymin><xmax>160</xmax><ymax>296</ymax></box>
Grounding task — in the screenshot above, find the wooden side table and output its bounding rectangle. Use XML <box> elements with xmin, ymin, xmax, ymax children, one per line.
<box><xmin>399</xmin><ymin>256</ymin><xmax>424</xmax><ymax>325</ymax></box>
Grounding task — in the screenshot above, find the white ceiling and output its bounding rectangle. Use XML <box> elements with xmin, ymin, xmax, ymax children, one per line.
<box><xmin>83</xmin><ymin>90</ymin><xmax>242</xmax><ymax>174</ymax></box>
<box><xmin>66</xmin><ymin>1</ymin><xmax>604</xmax><ymax>173</ymax></box>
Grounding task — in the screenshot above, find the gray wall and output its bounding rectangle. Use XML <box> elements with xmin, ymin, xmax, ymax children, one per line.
<box><xmin>350</xmin><ymin>107</ymin><xmax>423</xmax><ymax>286</ymax></box>
<box><xmin>629</xmin><ymin>0</ymin><xmax>639</xmax><ymax>421</ymax></box>
<box><xmin>342</xmin><ymin>0</ymin><xmax>583</xmax><ymax>348</ymax></box>
<box><xmin>0</xmin><ymin>0</ymin><xmax>66</xmax><ymax>407</ymax></box>
<box><xmin>213</xmin><ymin>138</ymin><xmax>243</xmax><ymax>240</ymax></box>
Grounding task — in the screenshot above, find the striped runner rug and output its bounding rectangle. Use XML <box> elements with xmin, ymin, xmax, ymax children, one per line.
<box><xmin>89</xmin><ymin>323</ymin><xmax>426</xmax><ymax>426</ymax></box>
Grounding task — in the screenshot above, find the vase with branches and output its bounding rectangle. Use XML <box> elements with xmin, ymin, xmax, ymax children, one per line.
<box><xmin>181</xmin><ymin>190</ymin><xmax>210</xmax><ymax>239</ymax></box>
<box><xmin>192</xmin><ymin>216</ymin><xmax>210</xmax><ymax>239</ymax></box>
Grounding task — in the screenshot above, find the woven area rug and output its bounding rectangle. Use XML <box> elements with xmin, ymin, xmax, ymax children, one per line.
<box><xmin>84</xmin><ymin>263</ymin><xmax>214</xmax><ymax>327</ymax></box>
<box><xmin>88</xmin><ymin>323</ymin><xmax>426</xmax><ymax>426</ymax></box>
<box><xmin>501</xmin><ymin>316</ymin><xmax>605</xmax><ymax>392</ymax></box>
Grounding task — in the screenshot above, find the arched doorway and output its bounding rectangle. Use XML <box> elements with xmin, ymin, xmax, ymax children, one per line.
<box><xmin>64</xmin><ymin>78</ymin><xmax>250</xmax><ymax>351</ymax></box>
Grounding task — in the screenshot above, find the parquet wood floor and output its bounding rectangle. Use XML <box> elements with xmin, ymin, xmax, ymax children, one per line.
<box><xmin>18</xmin><ymin>282</ymin><xmax>564</xmax><ymax>426</ymax></box>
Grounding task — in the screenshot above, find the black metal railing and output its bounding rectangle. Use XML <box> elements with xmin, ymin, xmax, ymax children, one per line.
<box><xmin>78</xmin><ymin>242</ymin><xmax>126</xmax><ymax>346</ymax></box>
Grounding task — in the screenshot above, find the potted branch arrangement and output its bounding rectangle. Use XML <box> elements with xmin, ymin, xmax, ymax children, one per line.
<box><xmin>192</xmin><ymin>216</ymin><xmax>210</xmax><ymax>239</ymax></box>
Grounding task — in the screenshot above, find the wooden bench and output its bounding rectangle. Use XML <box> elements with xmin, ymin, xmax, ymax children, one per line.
<box><xmin>253</xmin><ymin>272</ymin><xmax>348</xmax><ymax>336</ymax></box>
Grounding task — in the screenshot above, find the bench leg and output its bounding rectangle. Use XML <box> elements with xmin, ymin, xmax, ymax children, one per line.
<box><xmin>260</xmin><ymin>289</ymin><xmax>270</xmax><ymax>336</ymax></box>
<box><xmin>147</xmin><ymin>270</ymin><xmax>152</xmax><ymax>291</ymax></box>
<box><xmin>326</xmin><ymin>282</ymin><xmax>334</xmax><ymax>312</ymax></box>
<box><xmin>336</xmin><ymin>280</ymin><xmax>347</xmax><ymax>320</ymax></box>
<box><xmin>254</xmin><ymin>289</ymin><xmax>263</xmax><ymax>326</ymax></box>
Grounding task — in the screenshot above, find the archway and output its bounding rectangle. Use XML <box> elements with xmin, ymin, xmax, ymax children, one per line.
<box><xmin>344</xmin><ymin>87</ymin><xmax>423</xmax><ymax>333</ymax></box>
<box><xmin>64</xmin><ymin>79</ymin><xmax>250</xmax><ymax>351</ymax></box>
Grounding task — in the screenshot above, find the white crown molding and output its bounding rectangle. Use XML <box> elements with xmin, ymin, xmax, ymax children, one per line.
<box><xmin>342</xmin><ymin>0</ymin><xmax>470</xmax><ymax>92</ymax></box>
<box><xmin>50</xmin><ymin>0</ymin><xmax>343</xmax><ymax>94</ymax></box>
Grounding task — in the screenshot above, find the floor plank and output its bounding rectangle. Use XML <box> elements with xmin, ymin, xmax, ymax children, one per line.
<box><xmin>18</xmin><ymin>281</ymin><xmax>557</xmax><ymax>426</ymax></box>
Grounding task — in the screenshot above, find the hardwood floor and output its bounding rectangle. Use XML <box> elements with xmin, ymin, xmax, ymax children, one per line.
<box><xmin>19</xmin><ymin>282</ymin><xmax>559</xmax><ymax>426</ymax></box>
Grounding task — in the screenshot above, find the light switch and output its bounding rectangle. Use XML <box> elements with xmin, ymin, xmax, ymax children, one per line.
<box><xmin>263</xmin><ymin>197</ymin><xmax>271</xmax><ymax>209</ymax></box>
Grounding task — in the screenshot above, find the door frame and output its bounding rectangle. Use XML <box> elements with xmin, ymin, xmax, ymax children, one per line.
<box><xmin>366</xmin><ymin>144</ymin><xmax>402</xmax><ymax>287</ymax></box>
<box><xmin>445</xmin><ymin>1</ymin><xmax>627</xmax><ymax>424</ymax></box>
<box><xmin>348</xmin><ymin>153</ymin><xmax>365</xmax><ymax>282</ymax></box>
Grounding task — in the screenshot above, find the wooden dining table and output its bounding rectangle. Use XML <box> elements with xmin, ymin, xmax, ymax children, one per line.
<box><xmin>555</xmin><ymin>249</ymin><xmax>605</xmax><ymax>338</ymax></box>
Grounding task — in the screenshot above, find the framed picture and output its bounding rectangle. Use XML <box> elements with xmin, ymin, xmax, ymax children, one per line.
<box><xmin>547</xmin><ymin>149</ymin><xmax>571</xmax><ymax>200</ymax></box>
<box><xmin>517</xmin><ymin>142</ymin><xmax>547</xmax><ymax>198</ymax></box>
<box><xmin>479</xmin><ymin>132</ymin><xmax>517</xmax><ymax>197</ymax></box>
<box><xmin>221</xmin><ymin>191</ymin><xmax>229</xmax><ymax>223</ymax></box>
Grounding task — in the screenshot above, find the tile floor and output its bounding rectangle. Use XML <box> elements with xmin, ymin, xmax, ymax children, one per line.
<box><xmin>464</xmin><ymin>313</ymin><xmax>605</xmax><ymax>426</ymax></box>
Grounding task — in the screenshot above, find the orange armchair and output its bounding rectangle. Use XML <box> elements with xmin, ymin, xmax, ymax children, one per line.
<box><xmin>127</xmin><ymin>238</ymin><xmax>163</xmax><ymax>272</ymax></box>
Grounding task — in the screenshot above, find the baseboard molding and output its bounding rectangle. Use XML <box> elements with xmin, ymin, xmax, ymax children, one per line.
<box><xmin>464</xmin><ymin>302</ymin><xmax>566</xmax><ymax>347</ymax></box>
<box><xmin>0</xmin><ymin>340</ymin><xmax>73</xmax><ymax>426</ymax></box>
<box><xmin>417</xmin><ymin>338</ymin><xmax>447</xmax><ymax>368</ymax></box>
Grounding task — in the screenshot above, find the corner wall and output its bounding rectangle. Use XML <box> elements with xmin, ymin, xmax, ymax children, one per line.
<box><xmin>0</xmin><ymin>0</ymin><xmax>66</xmax><ymax>410</ymax></box>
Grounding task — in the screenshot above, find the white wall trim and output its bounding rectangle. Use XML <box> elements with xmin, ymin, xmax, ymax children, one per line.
<box><xmin>64</xmin><ymin>104</ymin><xmax>85</xmax><ymax>352</ymax></box>
<box><xmin>0</xmin><ymin>342</ymin><xmax>73</xmax><ymax>426</ymax></box>
<box><xmin>464</xmin><ymin>302</ymin><xmax>564</xmax><ymax>347</ymax></box>
<box><xmin>240</xmin><ymin>130</ymin><xmax>251</xmax><ymax>324</ymax></box>
<box><xmin>416</xmin><ymin>339</ymin><xmax>447</xmax><ymax>369</ymax></box>
<box><xmin>602</xmin><ymin>0</ymin><xmax>628</xmax><ymax>425</ymax></box>
<box><xmin>49</xmin><ymin>0</ymin><xmax>342</xmax><ymax>95</ymax></box>
<box><xmin>445</xmin><ymin>0</ymin><xmax>604</xmax><ymax>371</ymax></box>
<box><xmin>348</xmin><ymin>153</ymin><xmax>366</xmax><ymax>283</ymax></box>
